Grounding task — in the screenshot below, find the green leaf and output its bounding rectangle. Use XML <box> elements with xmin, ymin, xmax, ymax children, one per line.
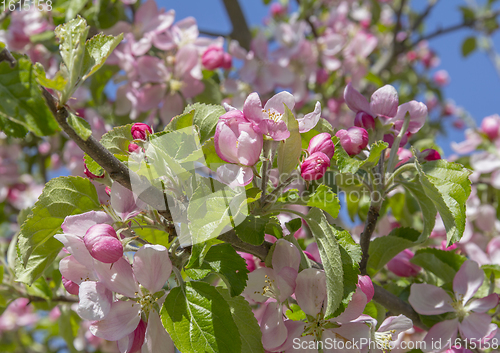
<box><xmin>202</xmin><ymin>137</ymin><xmax>226</xmax><ymax>170</ymax></box>
<box><xmin>277</xmin><ymin>104</ymin><xmax>302</xmax><ymax>175</ymax></box>
<box><xmin>285</xmin><ymin>218</ymin><xmax>302</xmax><ymax>234</ymax></box>
<box><xmin>67</xmin><ymin>113</ymin><xmax>92</xmax><ymax>140</ymax></box>
<box><xmin>462</xmin><ymin>36</ymin><xmax>477</xmax><ymax>57</ymax></box>
<box><xmin>17</xmin><ymin>176</ymin><xmax>100</xmax><ymax>266</ymax></box>
<box><xmin>415</xmin><ymin>159</ymin><xmax>472</xmax><ymax>245</ymax></box>
<box><xmin>401</xmin><ymin>180</ymin><xmax>437</xmax><ymax>242</ymax></box>
<box><xmin>184</xmin><ymin>102</ymin><xmax>226</xmax><ymax>144</ymax></box>
<box><xmin>333</xmin><ymin>138</ymin><xmax>387</xmax><ymax>174</ymax></box>
<box><xmin>55</xmin><ymin>16</ymin><xmax>89</xmax><ymax>104</ymax></box>
<box><xmin>187</xmin><ymin>181</ymin><xmax>246</xmax><ymax>245</ymax></box>
<box><xmin>26</xmin><ymin>277</ymin><xmax>52</xmax><ymax>302</ymax></box>
<box><xmin>234</xmin><ymin>215</ymin><xmax>269</xmax><ymax>245</ymax></box>
<box><xmin>162</xmin><ymin>281</ymin><xmax>241</xmax><ymax>353</ymax></box>
<box><xmin>367</xmin><ymin>227</ymin><xmax>420</xmax><ymax>273</ymax></box>
<box><xmin>0</xmin><ymin>54</ymin><xmax>59</xmax><ymax>137</ymax></box>
<box><xmin>35</xmin><ymin>63</ymin><xmax>67</xmax><ymax>91</ymax></box>
<box><xmin>307</xmin><ymin>184</ymin><xmax>340</xmax><ymax>219</ymax></box>
<box><xmin>217</xmin><ymin>288</ymin><xmax>265</xmax><ymax>353</ymax></box>
<box><xmin>333</xmin><ymin>225</ymin><xmax>361</xmax><ymax>316</ymax></box>
<box><xmin>411</xmin><ymin>248</ymin><xmax>467</xmax><ymax>283</ymax></box>
<box><xmin>81</xmin><ymin>32</ymin><xmax>123</xmax><ymax>81</ymax></box>
<box><xmin>304</xmin><ymin>208</ymin><xmax>343</xmax><ymax>318</ymax></box>
<box><xmin>15</xmin><ymin>237</ymin><xmax>63</xmax><ymax>285</ymax></box>
<box><xmin>185</xmin><ymin>244</ymin><xmax>249</xmax><ymax>296</ymax></box>
<box><xmin>165</xmin><ymin>110</ymin><xmax>195</xmax><ymax>132</ymax></box>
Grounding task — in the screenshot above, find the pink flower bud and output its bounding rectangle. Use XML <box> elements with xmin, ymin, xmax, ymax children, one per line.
<box><xmin>357</xmin><ymin>275</ymin><xmax>374</xmax><ymax>302</ymax></box>
<box><xmin>354</xmin><ymin>111</ymin><xmax>375</xmax><ymax>130</ymax></box>
<box><xmin>335</xmin><ymin>127</ymin><xmax>369</xmax><ymax>156</ymax></box>
<box><xmin>300</xmin><ymin>152</ymin><xmax>330</xmax><ymax>181</ymax></box>
<box><xmin>83</xmin><ymin>224</ymin><xmax>123</xmax><ymax>264</ymax></box>
<box><xmin>128</xmin><ymin>143</ymin><xmax>141</xmax><ymax>153</ymax></box>
<box><xmin>62</xmin><ymin>276</ymin><xmax>80</xmax><ymax>295</ymax></box>
<box><xmin>202</xmin><ymin>46</ymin><xmax>226</xmax><ymax>70</ymax></box>
<box><xmin>131</xmin><ymin>123</ymin><xmax>152</xmax><ymax>140</ymax></box>
<box><xmin>387</xmin><ymin>249</ymin><xmax>421</xmax><ymax>277</ymax></box>
<box><xmin>420</xmin><ymin>148</ymin><xmax>441</xmax><ymax>161</ymax></box>
<box><xmin>315</xmin><ymin>68</ymin><xmax>329</xmax><ymax>85</ymax></box>
<box><xmin>222</xmin><ymin>53</ymin><xmax>232</xmax><ymax>70</ymax></box>
<box><xmin>308</xmin><ymin>133</ymin><xmax>334</xmax><ymax>159</ymax></box>
<box><xmin>270</xmin><ymin>2</ymin><xmax>286</xmax><ymax>17</ymax></box>
<box><xmin>433</xmin><ymin>70</ymin><xmax>450</xmax><ymax>86</ymax></box>
<box><xmin>105</xmin><ymin>186</ymin><xmax>111</xmax><ymax>196</ymax></box>
<box><xmin>214</xmin><ymin>110</ymin><xmax>263</xmax><ymax>166</ymax></box>
<box><xmin>480</xmin><ymin>115</ymin><xmax>500</xmax><ymax>140</ymax></box>
<box><xmin>84</xmin><ymin>162</ymin><xmax>104</xmax><ymax>179</ymax></box>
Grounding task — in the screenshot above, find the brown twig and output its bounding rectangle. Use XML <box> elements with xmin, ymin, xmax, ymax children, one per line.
<box><xmin>372</xmin><ymin>284</ymin><xmax>427</xmax><ymax>330</ymax></box>
<box><xmin>221</xmin><ymin>0</ymin><xmax>252</xmax><ymax>51</ymax></box>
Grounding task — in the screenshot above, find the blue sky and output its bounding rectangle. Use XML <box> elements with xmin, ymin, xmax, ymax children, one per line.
<box><xmin>158</xmin><ymin>0</ymin><xmax>500</xmax><ymax>156</ymax></box>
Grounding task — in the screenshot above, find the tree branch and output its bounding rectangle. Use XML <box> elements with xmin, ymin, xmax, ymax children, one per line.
<box><xmin>410</xmin><ymin>0</ymin><xmax>440</xmax><ymax>33</ymax></box>
<box><xmin>412</xmin><ymin>9</ymin><xmax>500</xmax><ymax>47</ymax></box>
<box><xmin>372</xmin><ymin>284</ymin><xmax>427</xmax><ymax>330</ymax></box>
<box><xmin>41</xmin><ymin>88</ymin><xmax>173</xmax><ymax>223</ymax></box>
<box><xmin>221</xmin><ymin>0</ymin><xmax>252</xmax><ymax>51</ymax></box>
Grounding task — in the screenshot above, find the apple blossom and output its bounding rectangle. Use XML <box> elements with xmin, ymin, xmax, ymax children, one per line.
<box><xmin>83</xmin><ymin>224</ymin><xmax>124</xmax><ymax>264</ymax></box>
<box><xmin>300</xmin><ymin>152</ymin><xmax>331</xmax><ymax>181</ymax></box>
<box><xmin>387</xmin><ymin>249</ymin><xmax>421</xmax><ymax>277</ymax></box>
<box><xmin>409</xmin><ymin>260</ymin><xmax>499</xmax><ymax>352</ymax></box>
<box><xmin>131</xmin><ymin>123</ymin><xmax>153</xmax><ymax>140</ymax></box>
<box><xmin>307</xmin><ymin>133</ymin><xmax>335</xmax><ymax>159</ymax></box>
<box><xmin>336</xmin><ymin>126</ymin><xmax>369</xmax><ymax>156</ymax></box>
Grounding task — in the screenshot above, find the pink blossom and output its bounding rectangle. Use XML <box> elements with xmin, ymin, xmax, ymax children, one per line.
<box><xmin>409</xmin><ymin>260</ymin><xmax>499</xmax><ymax>352</ymax></box>
<box><xmin>387</xmin><ymin>249</ymin><xmax>421</xmax><ymax>277</ymax></box>
<box><xmin>420</xmin><ymin>148</ymin><xmax>442</xmax><ymax>162</ymax></box>
<box><xmin>433</xmin><ymin>70</ymin><xmax>450</xmax><ymax>86</ymax></box>
<box><xmin>84</xmin><ymin>224</ymin><xmax>124</xmax><ymax>264</ymax></box>
<box><xmin>131</xmin><ymin>123</ymin><xmax>153</xmax><ymax>140</ymax></box>
<box><xmin>336</xmin><ymin>126</ymin><xmax>369</xmax><ymax>156</ymax></box>
<box><xmin>354</xmin><ymin>111</ymin><xmax>376</xmax><ymax>130</ymax></box>
<box><xmin>344</xmin><ymin>83</ymin><xmax>398</xmax><ymax>119</ymax></box>
<box><xmin>480</xmin><ymin>114</ymin><xmax>500</xmax><ymax>140</ymax></box>
<box><xmin>0</xmin><ymin>298</ymin><xmax>38</xmax><ymax>333</ymax></box>
<box><xmin>89</xmin><ymin>245</ymin><xmax>174</xmax><ymax>353</ymax></box>
<box><xmin>307</xmin><ymin>133</ymin><xmax>335</xmax><ymax>159</ymax></box>
<box><xmin>300</xmin><ymin>152</ymin><xmax>331</xmax><ymax>181</ymax></box>
<box><xmin>202</xmin><ymin>45</ymin><xmax>231</xmax><ymax>70</ymax></box>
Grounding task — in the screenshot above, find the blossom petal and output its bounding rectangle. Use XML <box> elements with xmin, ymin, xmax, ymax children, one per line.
<box><xmin>77</xmin><ymin>281</ymin><xmax>112</xmax><ymax>321</ymax></box>
<box><xmin>467</xmin><ymin>293</ymin><xmax>499</xmax><ymax>313</ymax></box>
<box><xmin>378</xmin><ymin>314</ymin><xmax>413</xmax><ymax>335</ymax></box>
<box><xmin>216</xmin><ymin>165</ymin><xmax>253</xmax><ymax>188</ymax></box>
<box><xmin>422</xmin><ymin>319</ymin><xmax>458</xmax><ymax>353</ymax></box>
<box><xmin>391</xmin><ymin>101</ymin><xmax>428</xmax><ymax>134</ymax></box>
<box><xmin>275</xmin><ymin>266</ymin><xmax>298</xmax><ymax>302</ymax></box>
<box><xmin>409</xmin><ymin>283</ymin><xmax>454</xmax><ymax>315</ymax></box>
<box><xmin>90</xmin><ymin>301</ymin><xmax>142</xmax><ymax>341</ymax></box>
<box><xmin>243</xmin><ymin>268</ymin><xmax>273</xmax><ymax>303</ymax></box>
<box><xmin>111</xmin><ymin>182</ymin><xmax>147</xmax><ymax>221</ymax></box>
<box><xmin>133</xmin><ymin>245</ymin><xmax>172</xmax><ymax>293</ymax></box>
<box><xmin>459</xmin><ymin>312</ymin><xmax>497</xmax><ymax>340</ymax></box>
<box><xmin>257</xmin><ymin>119</ymin><xmax>290</xmax><ymax>141</ymax></box>
<box><xmin>243</xmin><ymin>92</ymin><xmax>264</xmax><ymax>123</ymax></box>
<box><xmin>59</xmin><ymin>255</ymin><xmax>97</xmax><ymax>284</ymax></box>
<box><xmin>334</xmin><ymin>287</ymin><xmax>367</xmax><ymax>323</ymax></box>
<box><xmin>261</xmin><ymin>302</ymin><xmax>287</xmax><ymax>351</ymax></box>
<box><xmin>94</xmin><ymin>258</ymin><xmax>140</xmax><ymax>297</ymax></box>
<box><xmin>344</xmin><ymin>83</ymin><xmax>371</xmax><ymax>115</ymax></box>
<box><xmin>370</xmin><ymin>85</ymin><xmax>398</xmax><ymax>118</ymax></box>
<box><xmin>297</xmin><ymin>101</ymin><xmax>321</xmax><ymax>133</ymax></box>
<box><xmin>453</xmin><ymin>260</ymin><xmax>483</xmax><ymax>304</ymax></box>
<box><xmin>272</xmin><ymin>320</ymin><xmax>306</xmax><ymax>352</ymax></box>
<box><xmin>357</xmin><ymin>275</ymin><xmax>374</xmax><ymax>302</ymax></box>
<box><xmin>141</xmin><ymin>309</ymin><xmax>175</xmax><ymax>353</ymax></box>
<box><xmin>55</xmin><ymin>235</ymin><xmax>94</xmax><ymax>269</ymax></box>
<box><xmin>272</xmin><ymin>239</ymin><xmax>300</xmax><ymax>273</ymax></box>
<box><xmin>295</xmin><ymin>269</ymin><xmax>326</xmax><ymax>317</ymax></box>
<box><xmin>61</xmin><ymin>211</ymin><xmax>113</xmax><ymax>237</ymax></box>
<box><xmin>264</xmin><ymin>91</ymin><xmax>295</xmax><ymax>115</ymax></box>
